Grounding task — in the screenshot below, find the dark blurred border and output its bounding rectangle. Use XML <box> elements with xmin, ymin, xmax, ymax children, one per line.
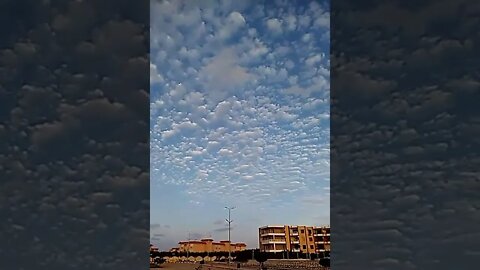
<box><xmin>331</xmin><ymin>0</ymin><xmax>480</xmax><ymax>269</ymax></box>
<box><xmin>0</xmin><ymin>1</ymin><xmax>149</xmax><ymax>269</ymax></box>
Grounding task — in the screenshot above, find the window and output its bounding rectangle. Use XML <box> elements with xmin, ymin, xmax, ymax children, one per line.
<box><xmin>300</xmin><ymin>229</ymin><xmax>304</xmax><ymax>234</ymax></box>
<box><xmin>309</xmin><ymin>237</ymin><xmax>313</xmax><ymax>241</ymax></box>
<box><xmin>310</xmin><ymin>245</ymin><xmax>314</xmax><ymax>249</ymax></box>
<box><xmin>308</xmin><ymin>230</ymin><xmax>312</xmax><ymax>235</ymax></box>
<box><xmin>302</xmin><ymin>245</ymin><xmax>306</xmax><ymax>249</ymax></box>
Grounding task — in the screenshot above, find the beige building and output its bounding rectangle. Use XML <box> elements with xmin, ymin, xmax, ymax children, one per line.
<box><xmin>259</xmin><ymin>225</ymin><xmax>330</xmax><ymax>253</ymax></box>
<box><xmin>171</xmin><ymin>238</ymin><xmax>247</xmax><ymax>253</ymax></box>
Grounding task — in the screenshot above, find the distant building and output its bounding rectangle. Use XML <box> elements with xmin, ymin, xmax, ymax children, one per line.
<box><xmin>150</xmin><ymin>244</ymin><xmax>159</xmax><ymax>253</ymax></box>
<box><xmin>258</xmin><ymin>225</ymin><xmax>330</xmax><ymax>253</ymax></box>
<box><xmin>150</xmin><ymin>244</ymin><xmax>160</xmax><ymax>264</ymax></box>
<box><xmin>171</xmin><ymin>238</ymin><xmax>247</xmax><ymax>253</ymax></box>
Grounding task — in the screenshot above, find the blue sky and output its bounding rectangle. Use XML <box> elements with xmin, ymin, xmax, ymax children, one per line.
<box><xmin>150</xmin><ymin>0</ymin><xmax>330</xmax><ymax>251</ymax></box>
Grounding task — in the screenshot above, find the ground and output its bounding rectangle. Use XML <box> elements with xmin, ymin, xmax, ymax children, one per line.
<box><xmin>152</xmin><ymin>263</ymin><xmax>198</xmax><ymax>270</ymax></box>
<box><xmin>153</xmin><ymin>263</ymin><xmax>251</xmax><ymax>270</ymax></box>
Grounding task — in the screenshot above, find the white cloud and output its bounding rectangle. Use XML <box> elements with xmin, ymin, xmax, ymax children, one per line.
<box><xmin>199</xmin><ymin>48</ymin><xmax>255</xmax><ymax>102</ymax></box>
<box><xmin>150</xmin><ymin>0</ymin><xmax>330</xmax><ymax>221</ymax></box>
<box><xmin>298</xmin><ymin>15</ymin><xmax>311</xmax><ymax>28</ymax></box>
<box><xmin>183</xmin><ymin>92</ymin><xmax>205</xmax><ymax>106</ymax></box>
<box><xmin>285</xmin><ymin>15</ymin><xmax>297</xmax><ymax>31</ymax></box>
<box><xmin>285</xmin><ymin>60</ymin><xmax>295</xmax><ymax>70</ymax></box>
<box><xmin>169</xmin><ymin>83</ymin><xmax>187</xmax><ymax>100</ymax></box>
<box><xmin>314</xmin><ymin>15</ymin><xmax>330</xmax><ymax>29</ymax></box>
<box><xmin>217</xmin><ymin>11</ymin><xmax>247</xmax><ymax>40</ymax></box>
<box><xmin>266</xmin><ymin>18</ymin><xmax>283</xmax><ymax>34</ymax></box>
<box><xmin>162</xmin><ymin>129</ymin><xmax>177</xmax><ymax>140</ymax></box>
<box><xmin>302</xmin><ymin>33</ymin><xmax>312</xmax><ymax>43</ymax></box>
<box><xmin>219</xmin><ymin>148</ymin><xmax>233</xmax><ymax>156</ymax></box>
<box><xmin>150</xmin><ymin>63</ymin><xmax>164</xmax><ymax>84</ymax></box>
<box><xmin>306</xmin><ymin>54</ymin><xmax>324</xmax><ymax>66</ymax></box>
<box><xmin>228</xmin><ymin>11</ymin><xmax>246</xmax><ymax>27</ymax></box>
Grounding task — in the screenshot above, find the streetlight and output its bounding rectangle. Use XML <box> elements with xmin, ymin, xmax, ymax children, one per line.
<box><xmin>225</xmin><ymin>206</ymin><xmax>235</xmax><ymax>265</ymax></box>
<box><xmin>187</xmin><ymin>232</ymin><xmax>191</xmax><ymax>261</ymax></box>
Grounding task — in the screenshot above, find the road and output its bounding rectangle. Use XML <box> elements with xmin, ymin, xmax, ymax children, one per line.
<box><xmin>152</xmin><ymin>263</ymin><xmax>199</xmax><ymax>270</ymax></box>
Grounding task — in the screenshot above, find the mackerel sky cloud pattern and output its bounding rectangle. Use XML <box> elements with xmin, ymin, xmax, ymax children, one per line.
<box><xmin>150</xmin><ymin>0</ymin><xmax>330</xmax><ymax>250</ymax></box>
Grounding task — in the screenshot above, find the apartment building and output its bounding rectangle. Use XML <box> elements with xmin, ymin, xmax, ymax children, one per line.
<box><xmin>171</xmin><ymin>238</ymin><xmax>247</xmax><ymax>253</ymax></box>
<box><xmin>258</xmin><ymin>225</ymin><xmax>330</xmax><ymax>253</ymax></box>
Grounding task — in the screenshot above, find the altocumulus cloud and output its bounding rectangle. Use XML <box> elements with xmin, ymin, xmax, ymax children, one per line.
<box><xmin>151</xmin><ymin>0</ymin><xmax>330</xmax><ymax>212</ymax></box>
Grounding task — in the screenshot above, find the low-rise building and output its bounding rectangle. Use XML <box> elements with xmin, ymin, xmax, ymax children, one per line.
<box><xmin>172</xmin><ymin>238</ymin><xmax>247</xmax><ymax>253</ymax></box>
<box><xmin>150</xmin><ymin>244</ymin><xmax>159</xmax><ymax>253</ymax></box>
<box><xmin>259</xmin><ymin>225</ymin><xmax>330</xmax><ymax>253</ymax></box>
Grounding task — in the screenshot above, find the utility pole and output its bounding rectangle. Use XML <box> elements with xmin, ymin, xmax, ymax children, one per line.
<box><xmin>225</xmin><ymin>206</ymin><xmax>235</xmax><ymax>265</ymax></box>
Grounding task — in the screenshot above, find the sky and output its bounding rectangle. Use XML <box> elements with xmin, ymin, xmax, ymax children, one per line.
<box><xmin>150</xmin><ymin>0</ymin><xmax>330</xmax><ymax>251</ymax></box>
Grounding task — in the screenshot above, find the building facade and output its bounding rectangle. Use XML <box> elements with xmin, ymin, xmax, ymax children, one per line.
<box><xmin>171</xmin><ymin>238</ymin><xmax>247</xmax><ymax>253</ymax></box>
<box><xmin>258</xmin><ymin>225</ymin><xmax>330</xmax><ymax>253</ymax></box>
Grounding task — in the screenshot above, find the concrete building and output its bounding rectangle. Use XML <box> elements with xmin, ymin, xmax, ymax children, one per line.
<box><xmin>258</xmin><ymin>225</ymin><xmax>330</xmax><ymax>253</ymax></box>
<box><xmin>171</xmin><ymin>238</ymin><xmax>247</xmax><ymax>253</ymax></box>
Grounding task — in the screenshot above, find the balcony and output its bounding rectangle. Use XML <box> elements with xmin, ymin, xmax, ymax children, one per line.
<box><xmin>263</xmin><ymin>249</ymin><xmax>285</xmax><ymax>253</ymax></box>
<box><xmin>260</xmin><ymin>232</ymin><xmax>285</xmax><ymax>236</ymax></box>
<box><xmin>261</xmin><ymin>240</ymin><xmax>287</xmax><ymax>244</ymax></box>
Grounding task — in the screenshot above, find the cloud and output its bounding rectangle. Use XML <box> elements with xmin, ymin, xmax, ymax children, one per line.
<box><xmin>0</xmin><ymin>0</ymin><xmax>150</xmax><ymax>268</ymax></box>
<box><xmin>217</xmin><ymin>11</ymin><xmax>247</xmax><ymax>40</ymax></box>
<box><xmin>266</xmin><ymin>18</ymin><xmax>283</xmax><ymax>34</ymax></box>
<box><xmin>150</xmin><ymin>0</ymin><xmax>330</xmax><ymax>249</ymax></box>
<box><xmin>213</xmin><ymin>220</ymin><xmax>224</xmax><ymax>225</ymax></box>
<box><xmin>285</xmin><ymin>15</ymin><xmax>297</xmax><ymax>31</ymax></box>
<box><xmin>150</xmin><ymin>63</ymin><xmax>164</xmax><ymax>84</ymax></box>
<box><xmin>199</xmin><ymin>48</ymin><xmax>256</xmax><ymax>102</ymax></box>
<box><xmin>314</xmin><ymin>15</ymin><xmax>330</xmax><ymax>29</ymax></box>
<box><xmin>306</xmin><ymin>54</ymin><xmax>324</xmax><ymax>66</ymax></box>
<box><xmin>228</xmin><ymin>11</ymin><xmax>246</xmax><ymax>27</ymax></box>
<box><xmin>151</xmin><ymin>224</ymin><xmax>162</xmax><ymax>229</ymax></box>
<box><xmin>214</xmin><ymin>226</ymin><xmax>235</xmax><ymax>233</ymax></box>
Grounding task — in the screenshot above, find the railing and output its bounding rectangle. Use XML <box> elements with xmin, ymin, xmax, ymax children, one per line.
<box><xmin>260</xmin><ymin>232</ymin><xmax>285</xmax><ymax>236</ymax></box>
<box><xmin>260</xmin><ymin>240</ymin><xmax>287</xmax><ymax>244</ymax></box>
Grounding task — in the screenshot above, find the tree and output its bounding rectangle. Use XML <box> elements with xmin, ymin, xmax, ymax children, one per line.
<box><xmin>234</xmin><ymin>250</ymin><xmax>250</xmax><ymax>263</ymax></box>
<box><xmin>319</xmin><ymin>257</ymin><xmax>330</xmax><ymax>268</ymax></box>
<box><xmin>254</xmin><ymin>252</ymin><xmax>268</xmax><ymax>270</ymax></box>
